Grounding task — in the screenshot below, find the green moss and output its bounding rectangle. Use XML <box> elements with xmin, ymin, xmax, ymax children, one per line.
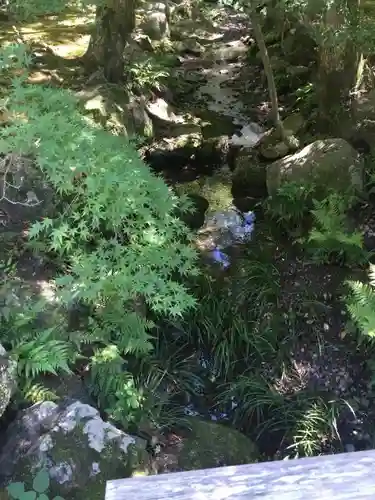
<box><xmin>176</xmin><ymin>166</ymin><xmax>233</xmax><ymax>212</ymax></box>
<box><xmin>175</xmin><ymin>418</ymin><xmax>259</xmax><ymax>470</ymax></box>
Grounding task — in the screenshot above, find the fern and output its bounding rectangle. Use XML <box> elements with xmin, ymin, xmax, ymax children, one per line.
<box><xmin>346</xmin><ymin>264</ymin><xmax>375</xmax><ymax>339</ymax></box>
<box><xmin>306</xmin><ymin>193</ymin><xmax>368</xmax><ymax>266</ymax></box>
<box><xmin>13</xmin><ymin>329</ymin><xmax>73</xmax><ymax>379</ymax></box>
<box><xmin>23</xmin><ymin>382</ymin><xmax>59</xmax><ymax>403</ymax></box>
<box><xmin>263</xmin><ymin>181</ymin><xmax>315</xmax><ymax>235</ymax></box>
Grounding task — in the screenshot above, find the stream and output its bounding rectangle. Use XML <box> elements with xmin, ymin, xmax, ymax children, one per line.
<box><xmin>196</xmin><ymin>59</ymin><xmax>265</xmax><ymax>147</ymax></box>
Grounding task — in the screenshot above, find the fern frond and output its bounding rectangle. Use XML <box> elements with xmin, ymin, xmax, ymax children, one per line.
<box><xmin>13</xmin><ymin>330</ymin><xmax>73</xmax><ymax>379</ymax></box>
<box><xmin>89</xmin><ymin>345</ymin><xmax>128</xmax><ymax>408</ymax></box>
<box><xmin>369</xmin><ymin>264</ymin><xmax>375</xmax><ymax>286</ymax></box>
<box><xmin>346</xmin><ymin>279</ymin><xmax>375</xmax><ymax>338</ymax></box>
<box><xmin>23</xmin><ymin>382</ymin><xmax>59</xmax><ymax>403</ymax></box>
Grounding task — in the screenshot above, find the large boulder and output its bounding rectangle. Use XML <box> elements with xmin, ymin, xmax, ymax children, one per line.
<box><xmin>0</xmin><ymin>344</ymin><xmax>17</xmax><ymax>419</ymax></box>
<box><xmin>266</xmin><ymin>138</ymin><xmax>365</xmax><ymax>197</ymax></box>
<box><xmin>155</xmin><ymin>418</ymin><xmax>258</xmax><ymax>472</ymax></box>
<box><xmin>0</xmin><ymin>400</ymin><xmax>149</xmax><ymax>500</ymax></box>
<box><xmin>76</xmin><ymin>85</ymin><xmax>154</xmax><ymax>138</ymax></box>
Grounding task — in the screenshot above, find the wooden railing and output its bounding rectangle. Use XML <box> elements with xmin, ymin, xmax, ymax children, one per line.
<box><xmin>105</xmin><ymin>449</ymin><xmax>375</xmax><ymax>499</ymax></box>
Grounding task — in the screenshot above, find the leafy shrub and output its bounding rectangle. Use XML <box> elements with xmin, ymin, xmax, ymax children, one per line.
<box><xmin>305</xmin><ymin>193</ymin><xmax>368</xmax><ymax>266</ymax></box>
<box><xmin>7</xmin><ymin>469</ymin><xmax>64</xmax><ymax>500</ymax></box>
<box><xmin>6</xmin><ymin>0</ymin><xmax>67</xmax><ymax>20</ymax></box>
<box><xmin>127</xmin><ymin>57</ymin><xmax>168</xmax><ymax>93</ymax></box>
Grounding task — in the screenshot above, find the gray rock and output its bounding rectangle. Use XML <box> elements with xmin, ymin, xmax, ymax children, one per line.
<box><xmin>145</xmin><ymin>97</ymin><xmax>201</xmax><ymax>137</ymax></box>
<box><xmin>0</xmin><ymin>343</ymin><xmax>17</xmax><ymax>419</ymax></box>
<box><xmin>0</xmin><ymin>399</ymin><xmax>148</xmax><ymax>500</ymax></box>
<box><xmin>266</xmin><ymin>138</ymin><xmax>365</xmax><ymax>198</ymax></box>
<box><xmin>139</xmin><ymin>2</ymin><xmax>170</xmax><ymax>40</ymax></box>
<box><xmin>210</xmin><ymin>40</ymin><xmax>248</xmax><ymax>63</ymax></box>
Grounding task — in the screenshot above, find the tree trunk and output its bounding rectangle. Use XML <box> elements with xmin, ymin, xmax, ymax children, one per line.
<box><xmin>84</xmin><ymin>0</ymin><xmax>137</xmax><ymax>83</ymax></box>
<box><xmin>314</xmin><ymin>0</ymin><xmax>361</xmax><ymax>131</ymax></box>
<box><xmin>250</xmin><ymin>8</ymin><xmax>286</xmax><ymax>141</ymax></box>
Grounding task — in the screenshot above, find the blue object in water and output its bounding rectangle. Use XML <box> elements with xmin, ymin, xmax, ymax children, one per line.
<box><xmin>243</xmin><ymin>211</ymin><xmax>256</xmax><ymax>226</ymax></box>
<box><xmin>211</xmin><ymin>247</ymin><xmax>231</xmax><ymax>269</ymax></box>
<box><xmin>209</xmin><ymin>211</ymin><xmax>256</xmax><ymax>269</ymax></box>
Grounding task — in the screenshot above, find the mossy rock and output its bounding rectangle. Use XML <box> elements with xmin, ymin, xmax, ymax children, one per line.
<box><xmin>176</xmin><ymin>165</ymin><xmax>233</xmax><ymax>213</ymax></box>
<box><xmin>266</xmin><ymin>138</ymin><xmax>365</xmax><ymax>197</ymax></box>
<box><xmin>0</xmin><ymin>400</ymin><xmax>150</xmax><ymax>500</ymax></box>
<box><xmin>158</xmin><ymin>418</ymin><xmax>259</xmax><ymax>471</ymax></box>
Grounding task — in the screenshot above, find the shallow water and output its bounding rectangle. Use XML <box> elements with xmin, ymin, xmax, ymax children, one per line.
<box><xmin>196</xmin><ymin>61</ymin><xmax>265</xmax><ymax>147</ymax></box>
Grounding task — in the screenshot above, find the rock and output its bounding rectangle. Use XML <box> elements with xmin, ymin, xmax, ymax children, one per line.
<box><xmin>38</xmin><ymin>373</ymin><xmax>93</xmax><ymax>404</ymax></box>
<box><xmin>209</xmin><ymin>40</ymin><xmax>248</xmax><ymax>63</ymax></box>
<box><xmin>233</xmin><ymin>196</ymin><xmax>259</xmax><ymax>213</ymax></box>
<box><xmin>232</xmin><ymin>151</ymin><xmax>268</xmax><ymax>199</ymax></box>
<box><xmin>0</xmin><ymin>400</ymin><xmax>149</xmax><ymax>499</ymax></box>
<box><xmin>283</xmin><ymin>112</ymin><xmax>305</xmax><ymax>133</ymax></box>
<box><xmin>259</xmin><ymin>112</ymin><xmax>304</xmax><ymax>160</ymax></box>
<box><xmin>174</xmin><ymin>38</ymin><xmax>204</xmax><ymax>56</ymax></box>
<box><xmin>281</xmin><ymin>25</ymin><xmax>317</xmax><ymax>65</ymax></box>
<box><xmin>77</xmin><ymin>86</ymin><xmax>153</xmax><ymax>138</ymax></box>
<box><xmin>143</xmin><ymin>135</ymin><xmax>233</xmax><ymax>182</ymax></box>
<box><xmin>155</xmin><ymin>418</ymin><xmax>258</xmax><ymax>472</ymax></box>
<box><xmin>0</xmin><ymin>344</ymin><xmax>17</xmax><ymax>419</ymax></box>
<box><xmin>139</xmin><ymin>2</ymin><xmax>170</xmax><ymax>40</ymax></box>
<box><xmin>260</xmin><ymin>141</ymin><xmax>290</xmax><ymax>160</ymax></box>
<box><xmin>351</xmin><ymin>90</ymin><xmax>375</xmax><ymax>153</ymax></box>
<box><xmin>266</xmin><ymin>138</ymin><xmax>365</xmax><ymax>197</ymax></box>
<box><xmin>134</xmin><ymin>34</ymin><xmax>154</xmax><ymax>52</ymax></box>
<box><xmin>145</xmin><ymin>98</ymin><xmax>201</xmax><ymax>137</ymax></box>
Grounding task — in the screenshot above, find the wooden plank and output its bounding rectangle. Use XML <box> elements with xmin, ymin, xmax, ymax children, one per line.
<box><xmin>105</xmin><ymin>450</ymin><xmax>375</xmax><ymax>500</ymax></box>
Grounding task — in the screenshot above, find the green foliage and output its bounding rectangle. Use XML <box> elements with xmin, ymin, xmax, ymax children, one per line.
<box><xmin>172</xmin><ymin>258</ymin><xmax>282</xmax><ymax>381</ymax></box>
<box><xmin>89</xmin><ymin>336</ymin><xmax>201</xmax><ymax>432</ymax></box>
<box><xmin>305</xmin><ymin>193</ymin><xmax>368</xmax><ymax>266</ymax></box>
<box><xmin>346</xmin><ymin>264</ymin><xmax>375</xmax><ymax>340</ymax></box>
<box><xmin>6</xmin><ymin>0</ymin><xmax>67</xmax><ymax>20</ymax></box>
<box><xmin>295</xmin><ymin>82</ymin><xmax>317</xmax><ymax>115</ymax></box>
<box><xmin>0</xmin><ymin>42</ymin><xmax>198</xmax><ymax>430</ymax></box>
<box><xmin>263</xmin><ymin>182</ymin><xmax>315</xmax><ymax>235</ymax></box>
<box><xmin>127</xmin><ymin>57</ymin><xmax>168</xmax><ymax>93</ymax></box>
<box><xmin>217</xmin><ymin>374</ymin><xmax>342</xmax><ymax>457</ymax></box>
<box><xmin>1</xmin><ymin>42</ymin><xmax>197</xmax><ymax>349</ymax></box>
<box><xmin>7</xmin><ymin>470</ymin><xmax>64</xmax><ymax>500</ymax></box>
